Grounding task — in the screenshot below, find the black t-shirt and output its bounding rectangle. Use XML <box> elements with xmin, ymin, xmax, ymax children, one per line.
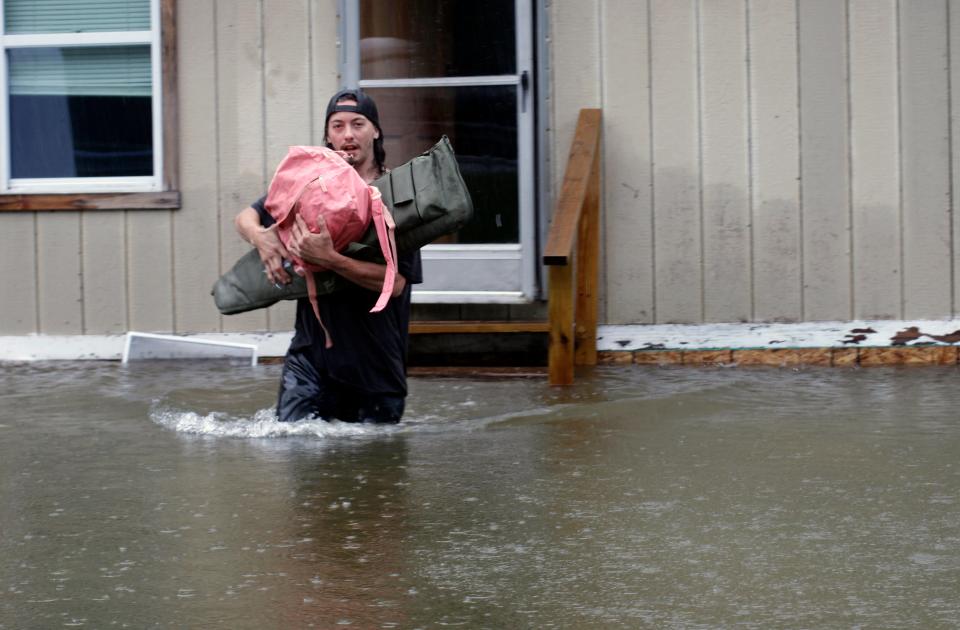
<box><xmin>253</xmin><ymin>195</ymin><xmax>423</xmax><ymax>396</ymax></box>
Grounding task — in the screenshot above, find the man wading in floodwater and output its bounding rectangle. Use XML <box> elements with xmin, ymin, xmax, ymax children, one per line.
<box><xmin>234</xmin><ymin>89</ymin><xmax>422</xmax><ymax>424</ymax></box>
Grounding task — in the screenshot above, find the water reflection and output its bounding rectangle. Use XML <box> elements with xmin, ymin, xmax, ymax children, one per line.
<box><xmin>1</xmin><ymin>362</ymin><xmax>959</xmax><ymax>627</ymax></box>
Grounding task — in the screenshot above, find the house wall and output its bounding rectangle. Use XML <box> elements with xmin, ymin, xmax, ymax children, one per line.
<box><xmin>2</xmin><ymin>0</ymin><xmax>959</xmax><ymax>337</ymax></box>
<box><xmin>554</xmin><ymin>0</ymin><xmax>960</xmax><ymax>325</ymax></box>
<box><xmin>0</xmin><ymin>0</ymin><xmax>339</xmax><ymax>336</ymax></box>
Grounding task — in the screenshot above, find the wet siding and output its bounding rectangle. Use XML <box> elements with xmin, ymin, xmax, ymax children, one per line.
<box><xmin>0</xmin><ymin>0</ymin><xmax>336</xmax><ymax>336</ymax></box>
<box><xmin>554</xmin><ymin>0</ymin><xmax>960</xmax><ymax>324</ymax></box>
<box><xmin>850</xmin><ymin>0</ymin><xmax>900</xmax><ymax>320</ymax></box>
<box><xmin>900</xmin><ymin>1</ymin><xmax>952</xmax><ymax>319</ymax></box>
<box><xmin>799</xmin><ymin>0</ymin><xmax>850</xmax><ymax>322</ymax></box>
<box><xmin>3</xmin><ymin>1</ymin><xmax>960</xmax><ymax>335</ymax></box>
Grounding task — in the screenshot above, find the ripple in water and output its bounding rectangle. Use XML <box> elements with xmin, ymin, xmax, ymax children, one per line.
<box><xmin>149</xmin><ymin>406</ymin><xmax>396</xmax><ymax>438</ymax></box>
<box><xmin>148</xmin><ymin>402</ymin><xmax>557</xmax><ymax>440</ymax></box>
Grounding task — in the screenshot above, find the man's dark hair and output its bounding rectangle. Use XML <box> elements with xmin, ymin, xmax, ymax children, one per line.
<box><xmin>324</xmin><ymin>88</ymin><xmax>386</xmax><ymax>174</ymax></box>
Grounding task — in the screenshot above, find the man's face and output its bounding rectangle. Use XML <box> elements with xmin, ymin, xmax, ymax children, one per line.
<box><xmin>326</xmin><ymin>100</ymin><xmax>379</xmax><ymax>167</ymax></box>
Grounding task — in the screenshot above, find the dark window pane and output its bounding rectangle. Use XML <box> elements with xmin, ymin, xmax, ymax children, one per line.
<box><xmin>366</xmin><ymin>85</ymin><xmax>518</xmax><ymax>244</ymax></box>
<box><xmin>8</xmin><ymin>46</ymin><xmax>153</xmax><ymax>179</ymax></box>
<box><xmin>10</xmin><ymin>94</ymin><xmax>153</xmax><ymax>178</ymax></box>
<box><xmin>360</xmin><ymin>0</ymin><xmax>515</xmax><ymax>79</ymax></box>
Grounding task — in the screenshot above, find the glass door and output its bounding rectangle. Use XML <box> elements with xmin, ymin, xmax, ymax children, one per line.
<box><xmin>343</xmin><ymin>0</ymin><xmax>535</xmax><ymax>302</ymax></box>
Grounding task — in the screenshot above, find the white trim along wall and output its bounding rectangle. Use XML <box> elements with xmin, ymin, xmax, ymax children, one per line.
<box><xmin>4</xmin><ymin>320</ymin><xmax>960</xmax><ymax>362</ymax></box>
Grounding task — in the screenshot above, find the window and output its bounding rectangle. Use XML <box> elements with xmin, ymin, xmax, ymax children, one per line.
<box><xmin>0</xmin><ymin>0</ymin><xmax>178</xmax><ymax>209</ymax></box>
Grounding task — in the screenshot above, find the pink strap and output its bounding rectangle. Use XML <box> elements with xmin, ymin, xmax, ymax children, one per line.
<box><xmin>288</xmin><ymin>182</ymin><xmax>394</xmax><ymax>347</ymax></box>
<box><xmin>369</xmin><ymin>188</ymin><xmax>397</xmax><ymax>313</ymax></box>
<box><xmin>304</xmin><ymin>271</ymin><xmax>333</xmax><ymax>348</ymax></box>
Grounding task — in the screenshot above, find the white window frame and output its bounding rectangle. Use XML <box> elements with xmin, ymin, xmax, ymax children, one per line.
<box><xmin>0</xmin><ymin>0</ymin><xmax>163</xmax><ymax>195</ymax></box>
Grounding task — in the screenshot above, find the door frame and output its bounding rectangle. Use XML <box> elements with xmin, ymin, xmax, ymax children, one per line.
<box><xmin>339</xmin><ymin>0</ymin><xmax>540</xmax><ymax>304</ymax></box>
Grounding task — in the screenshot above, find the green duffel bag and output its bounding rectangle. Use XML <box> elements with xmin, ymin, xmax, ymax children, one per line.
<box><xmin>212</xmin><ymin>135</ymin><xmax>473</xmax><ymax>315</ymax></box>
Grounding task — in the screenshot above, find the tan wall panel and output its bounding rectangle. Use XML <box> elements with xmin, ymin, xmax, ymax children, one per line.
<box><xmin>215</xmin><ymin>0</ymin><xmax>269</xmax><ymax>333</ymax></box>
<box><xmin>650</xmin><ymin>0</ymin><xmax>701</xmax><ymax>323</ymax></box>
<box><xmin>749</xmin><ymin>0</ymin><xmax>801</xmax><ymax>320</ymax></box>
<box><xmin>310</xmin><ymin>0</ymin><xmax>341</xmax><ymax>146</ymax></box>
<box><xmin>799</xmin><ymin>0</ymin><xmax>851</xmax><ymax>321</ymax></box>
<box><xmin>263</xmin><ymin>0</ymin><xmax>313</xmax><ymax>167</ymax></box>
<box><xmin>127</xmin><ymin>212</ymin><xmax>174</xmax><ymax>332</ymax></box>
<box><xmin>263</xmin><ymin>0</ymin><xmax>312</xmax><ymax>332</ymax></box>
<box><xmin>37</xmin><ymin>213</ymin><xmax>83</xmax><ymax>333</ymax></box>
<box><xmin>82</xmin><ymin>213</ymin><xmax>127</xmax><ymax>333</ymax></box>
<box><xmin>953</xmin><ymin>0</ymin><xmax>960</xmax><ymax>317</ymax></box>
<box><xmin>849</xmin><ymin>0</ymin><xmax>900</xmax><ymax>319</ymax></box>
<box><xmin>900</xmin><ymin>0</ymin><xmax>952</xmax><ymax>318</ymax></box>
<box><xmin>601</xmin><ymin>0</ymin><xmax>654</xmax><ymax>324</ymax></box>
<box><xmin>550</xmin><ymin>0</ymin><xmax>601</xmax><ymax>191</ymax></box>
<box><xmin>9</xmin><ymin>2</ymin><xmax>960</xmax><ymax>338</ymax></box>
<box><xmin>0</xmin><ymin>215</ymin><xmax>37</xmax><ymax>334</ymax></box>
<box><xmin>175</xmin><ymin>0</ymin><xmax>221</xmax><ymax>333</ymax></box>
<box><xmin>700</xmin><ymin>0</ymin><xmax>751</xmax><ymax>322</ymax></box>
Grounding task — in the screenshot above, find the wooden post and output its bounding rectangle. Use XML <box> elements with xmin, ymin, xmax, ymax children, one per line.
<box><xmin>575</xmin><ymin>149</ymin><xmax>600</xmax><ymax>366</ymax></box>
<box><xmin>548</xmin><ymin>264</ymin><xmax>575</xmax><ymax>385</ymax></box>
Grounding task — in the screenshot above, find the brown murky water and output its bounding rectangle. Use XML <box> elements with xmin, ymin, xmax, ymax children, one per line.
<box><xmin>1</xmin><ymin>361</ymin><xmax>959</xmax><ymax>628</ymax></box>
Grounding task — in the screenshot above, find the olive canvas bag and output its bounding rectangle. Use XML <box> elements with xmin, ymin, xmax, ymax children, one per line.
<box><xmin>212</xmin><ymin>136</ymin><xmax>473</xmax><ymax>315</ymax></box>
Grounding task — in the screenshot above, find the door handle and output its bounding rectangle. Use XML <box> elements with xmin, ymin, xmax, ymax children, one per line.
<box><xmin>520</xmin><ymin>70</ymin><xmax>529</xmax><ymax>113</ymax></box>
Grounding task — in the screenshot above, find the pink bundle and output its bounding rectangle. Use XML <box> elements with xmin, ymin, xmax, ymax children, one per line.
<box><xmin>266</xmin><ymin>146</ymin><xmax>397</xmax><ymax>347</ymax></box>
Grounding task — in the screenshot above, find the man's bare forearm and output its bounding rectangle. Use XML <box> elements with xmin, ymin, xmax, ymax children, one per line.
<box><xmin>320</xmin><ymin>250</ymin><xmax>407</xmax><ymax>297</ymax></box>
<box><xmin>235</xmin><ymin>206</ymin><xmax>264</xmax><ymax>244</ymax></box>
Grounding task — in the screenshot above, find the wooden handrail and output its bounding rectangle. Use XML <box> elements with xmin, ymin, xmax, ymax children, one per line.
<box><xmin>543</xmin><ymin>109</ymin><xmax>602</xmax><ymax>265</ymax></box>
<box><xmin>543</xmin><ymin>108</ymin><xmax>602</xmax><ymax>385</ymax></box>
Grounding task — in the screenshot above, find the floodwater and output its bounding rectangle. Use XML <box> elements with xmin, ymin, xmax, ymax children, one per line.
<box><xmin>1</xmin><ymin>361</ymin><xmax>959</xmax><ymax>629</ymax></box>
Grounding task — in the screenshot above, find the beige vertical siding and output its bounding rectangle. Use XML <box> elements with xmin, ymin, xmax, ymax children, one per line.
<box><xmin>0</xmin><ymin>215</ymin><xmax>38</xmax><ymax>333</ymax></box>
<box><xmin>900</xmin><ymin>0</ymin><xmax>952</xmax><ymax>319</ymax></box>
<box><xmin>601</xmin><ymin>0</ymin><xmax>655</xmax><ymax>324</ymax></box>
<box><xmin>700</xmin><ymin>0</ymin><xmax>751</xmax><ymax>324</ymax></box>
<box><xmin>174</xmin><ymin>0</ymin><xmax>220</xmax><ymax>334</ymax></box>
<box><xmin>650</xmin><ymin>0</ymin><xmax>702</xmax><ymax>323</ymax></box>
<box><xmin>799</xmin><ymin>0</ymin><xmax>851</xmax><ymax>321</ymax></box>
<box><xmin>850</xmin><ymin>0</ymin><xmax>900</xmax><ymax>319</ymax></box>
<box><xmin>6</xmin><ymin>1</ymin><xmax>960</xmax><ymax>336</ymax></box>
<box><xmin>215</xmin><ymin>0</ymin><xmax>268</xmax><ymax>334</ymax></box>
<box><xmin>37</xmin><ymin>214</ymin><xmax>83</xmax><ymax>333</ymax></box>
<box><xmin>953</xmin><ymin>0</ymin><xmax>960</xmax><ymax>313</ymax></box>
<box><xmin>552</xmin><ymin>0</ymin><xmax>960</xmax><ymax>324</ymax></box>
<box><xmin>749</xmin><ymin>0</ymin><xmax>801</xmax><ymax>321</ymax></box>
<box><xmin>550</xmin><ymin>0</ymin><xmax>602</xmax><ymax>190</ymax></box>
<box><xmin>82</xmin><ymin>212</ymin><xmax>128</xmax><ymax>333</ymax></box>
<box><xmin>126</xmin><ymin>212</ymin><xmax>174</xmax><ymax>332</ymax></box>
